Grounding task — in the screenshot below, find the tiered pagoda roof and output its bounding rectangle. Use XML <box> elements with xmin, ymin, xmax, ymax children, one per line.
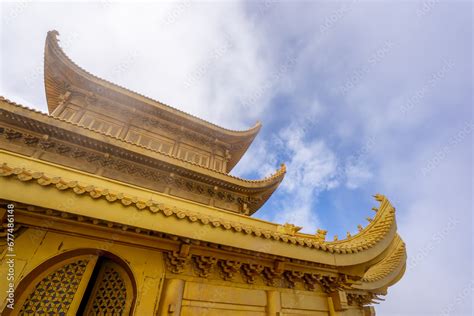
<box><xmin>0</xmin><ymin>31</ymin><xmax>406</xmax><ymax>309</ymax></box>
<box><xmin>36</xmin><ymin>30</ymin><xmax>286</xmax><ymax>215</ymax></box>
<box><xmin>44</xmin><ymin>30</ymin><xmax>260</xmax><ymax>173</ymax></box>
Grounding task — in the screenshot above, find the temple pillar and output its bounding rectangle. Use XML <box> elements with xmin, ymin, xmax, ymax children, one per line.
<box><xmin>157</xmin><ymin>278</ymin><xmax>184</xmax><ymax>316</ymax></box>
<box><xmin>364</xmin><ymin>306</ymin><xmax>376</xmax><ymax>316</ymax></box>
<box><xmin>328</xmin><ymin>296</ymin><xmax>337</xmax><ymax>316</ymax></box>
<box><xmin>266</xmin><ymin>290</ymin><xmax>281</xmax><ymax>315</ymax></box>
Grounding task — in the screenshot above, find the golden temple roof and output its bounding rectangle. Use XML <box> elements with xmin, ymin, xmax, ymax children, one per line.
<box><xmin>0</xmin><ymin>96</ymin><xmax>285</xmax><ymax>214</ymax></box>
<box><xmin>44</xmin><ymin>30</ymin><xmax>260</xmax><ymax>172</ymax></box>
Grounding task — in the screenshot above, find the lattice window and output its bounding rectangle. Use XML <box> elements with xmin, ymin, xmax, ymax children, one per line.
<box><xmin>19</xmin><ymin>259</ymin><xmax>89</xmax><ymax>315</ymax></box>
<box><xmin>85</xmin><ymin>261</ymin><xmax>129</xmax><ymax>315</ymax></box>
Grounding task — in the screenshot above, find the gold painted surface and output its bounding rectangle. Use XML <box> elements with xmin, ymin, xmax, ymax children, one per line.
<box><xmin>19</xmin><ymin>259</ymin><xmax>89</xmax><ymax>315</ymax></box>
<box><xmin>84</xmin><ymin>260</ymin><xmax>131</xmax><ymax>315</ymax></box>
<box><xmin>0</xmin><ymin>30</ymin><xmax>407</xmax><ymax>315</ymax></box>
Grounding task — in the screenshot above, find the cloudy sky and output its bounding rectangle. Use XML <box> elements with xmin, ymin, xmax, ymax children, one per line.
<box><xmin>1</xmin><ymin>1</ymin><xmax>472</xmax><ymax>315</ymax></box>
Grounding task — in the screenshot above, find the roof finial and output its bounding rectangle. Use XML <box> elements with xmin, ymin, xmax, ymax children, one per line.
<box><xmin>315</xmin><ymin>229</ymin><xmax>327</xmax><ymax>241</ymax></box>
<box><xmin>47</xmin><ymin>30</ymin><xmax>60</xmax><ymax>40</ymax></box>
<box><xmin>373</xmin><ymin>193</ymin><xmax>385</xmax><ymax>202</ymax></box>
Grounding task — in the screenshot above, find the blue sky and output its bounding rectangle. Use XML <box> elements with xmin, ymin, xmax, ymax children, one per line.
<box><xmin>1</xmin><ymin>1</ymin><xmax>472</xmax><ymax>315</ymax></box>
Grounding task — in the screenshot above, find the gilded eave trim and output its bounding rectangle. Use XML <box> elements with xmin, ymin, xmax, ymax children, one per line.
<box><xmin>354</xmin><ymin>235</ymin><xmax>407</xmax><ymax>292</ymax></box>
<box><xmin>0</xmin><ymin>160</ymin><xmax>401</xmax><ymax>257</ymax></box>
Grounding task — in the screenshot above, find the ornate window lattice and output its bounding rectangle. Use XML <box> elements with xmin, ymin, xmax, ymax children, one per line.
<box><xmin>19</xmin><ymin>259</ymin><xmax>89</xmax><ymax>315</ymax></box>
<box><xmin>87</xmin><ymin>263</ymin><xmax>128</xmax><ymax>315</ymax></box>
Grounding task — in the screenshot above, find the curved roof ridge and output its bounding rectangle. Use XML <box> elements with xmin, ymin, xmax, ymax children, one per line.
<box><xmin>361</xmin><ymin>235</ymin><xmax>406</xmax><ymax>283</ymax></box>
<box><xmin>319</xmin><ymin>194</ymin><xmax>397</xmax><ymax>253</ymax></box>
<box><xmin>45</xmin><ymin>30</ymin><xmax>261</xmax><ymax>137</ymax></box>
<box><xmin>0</xmin><ymin>96</ymin><xmax>284</xmax><ymax>187</ymax></box>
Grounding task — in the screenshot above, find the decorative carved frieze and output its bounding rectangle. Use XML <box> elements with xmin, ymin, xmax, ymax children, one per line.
<box><xmin>164</xmin><ymin>250</ymin><xmax>191</xmax><ymax>274</ymax></box>
<box><xmin>346</xmin><ymin>292</ymin><xmax>377</xmax><ymax>306</ymax></box>
<box><xmin>262</xmin><ymin>261</ymin><xmax>285</xmax><ymax>287</ymax></box>
<box><xmin>0</xmin><ymin>162</ymin><xmax>398</xmax><ymax>259</ymax></box>
<box><xmin>4</xmin><ymin>129</ymin><xmax>22</xmax><ymax>140</ymax></box>
<box><xmin>4</xmin><ymin>201</ymin><xmax>383</xmax><ymax>296</ymax></box>
<box><xmin>241</xmin><ymin>263</ymin><xmax>264</xmax><ymax>284</ymax></box>
<box><xmin>303</xmin><ymin>273</ymin><xmax>321</xmax><ymax>291</ymax></box>
<box><xmin>192</xmin><ymin>255</ymin><xmax>217</xmax><ymax>278</ymax></box>
<box><xmin>284</xmin><ymin>270</ymin><xmax>305</xmax><ymax>288</ymax></box>
<box><xmin>219</xmin><ymin>260</ymin><xmax>242</xmax><ymax>281</ymax></box>
<box><xmin>318</xmin><ymin>275</ymin><xmax>340</xmax><ymax>292</ymax></box>
<box><xmin>0</xmin><ymin>127</ymin><xmax>257</xmax><ymax>214</ymax></box>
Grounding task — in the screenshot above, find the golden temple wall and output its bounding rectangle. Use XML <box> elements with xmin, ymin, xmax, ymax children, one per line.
<box><xmin>0</xmin><ymin>226</ymin><xmax>373</xmax><ymax>315</ymax></box>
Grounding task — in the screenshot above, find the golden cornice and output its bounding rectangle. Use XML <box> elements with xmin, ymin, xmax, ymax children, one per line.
<box><xmin>3</xmin><ymin>201</ymin><xmax>349</xmax><ymax>293</ymax></box>
<box><xmin>5</xmin><ymin>201</ymin><xmax>335</xmax><ymax>273</ymax></box>
<box><xmin>0</xmin><ymin>161</ymin><xmax>321</xmax><ymax>251</ymax></box>
<box><xmin>4</xmin><ymin>200</ymin><xmax>402</xmax><ymax>300</ymax></box>
<box><xmin>0</xmin><ymin>160</ymin><xmax>402</xmax><ymax>258</ymax></box>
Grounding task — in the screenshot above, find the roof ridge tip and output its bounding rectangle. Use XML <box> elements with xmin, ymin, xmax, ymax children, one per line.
<box><xmin>47</xmin><ymin>30</ymin><xmax>60</xmax><ymax>39</ymax></box>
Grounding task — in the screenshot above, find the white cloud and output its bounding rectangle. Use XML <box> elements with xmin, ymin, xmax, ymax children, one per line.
<box><xmin>278</xmin><ymin>138</ymin><xmax>336</xmax><ymax>230</ymax></box>
<box><xmin>345</xmin><ymin>160</ymin><xmax>373</xmax><ymax>189</ymax></box>
<box><xmin>278</xmin><ymin>125</ymin><xmax>338</xmax><ymax>193</ymax></box>
<box><xmin>377</xmin><ymin>139</ymin><xmax>472</xmax><ymax>315</ymax></box>
<box><xmin>245</xmin><ymin>120</ymin><xmax>339</xmax><ymax>233</ymax></box>
<box><xmin>0</xmin><ymin>2</ymin><xmax>274</xmax><ymax>131</ymax></box>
